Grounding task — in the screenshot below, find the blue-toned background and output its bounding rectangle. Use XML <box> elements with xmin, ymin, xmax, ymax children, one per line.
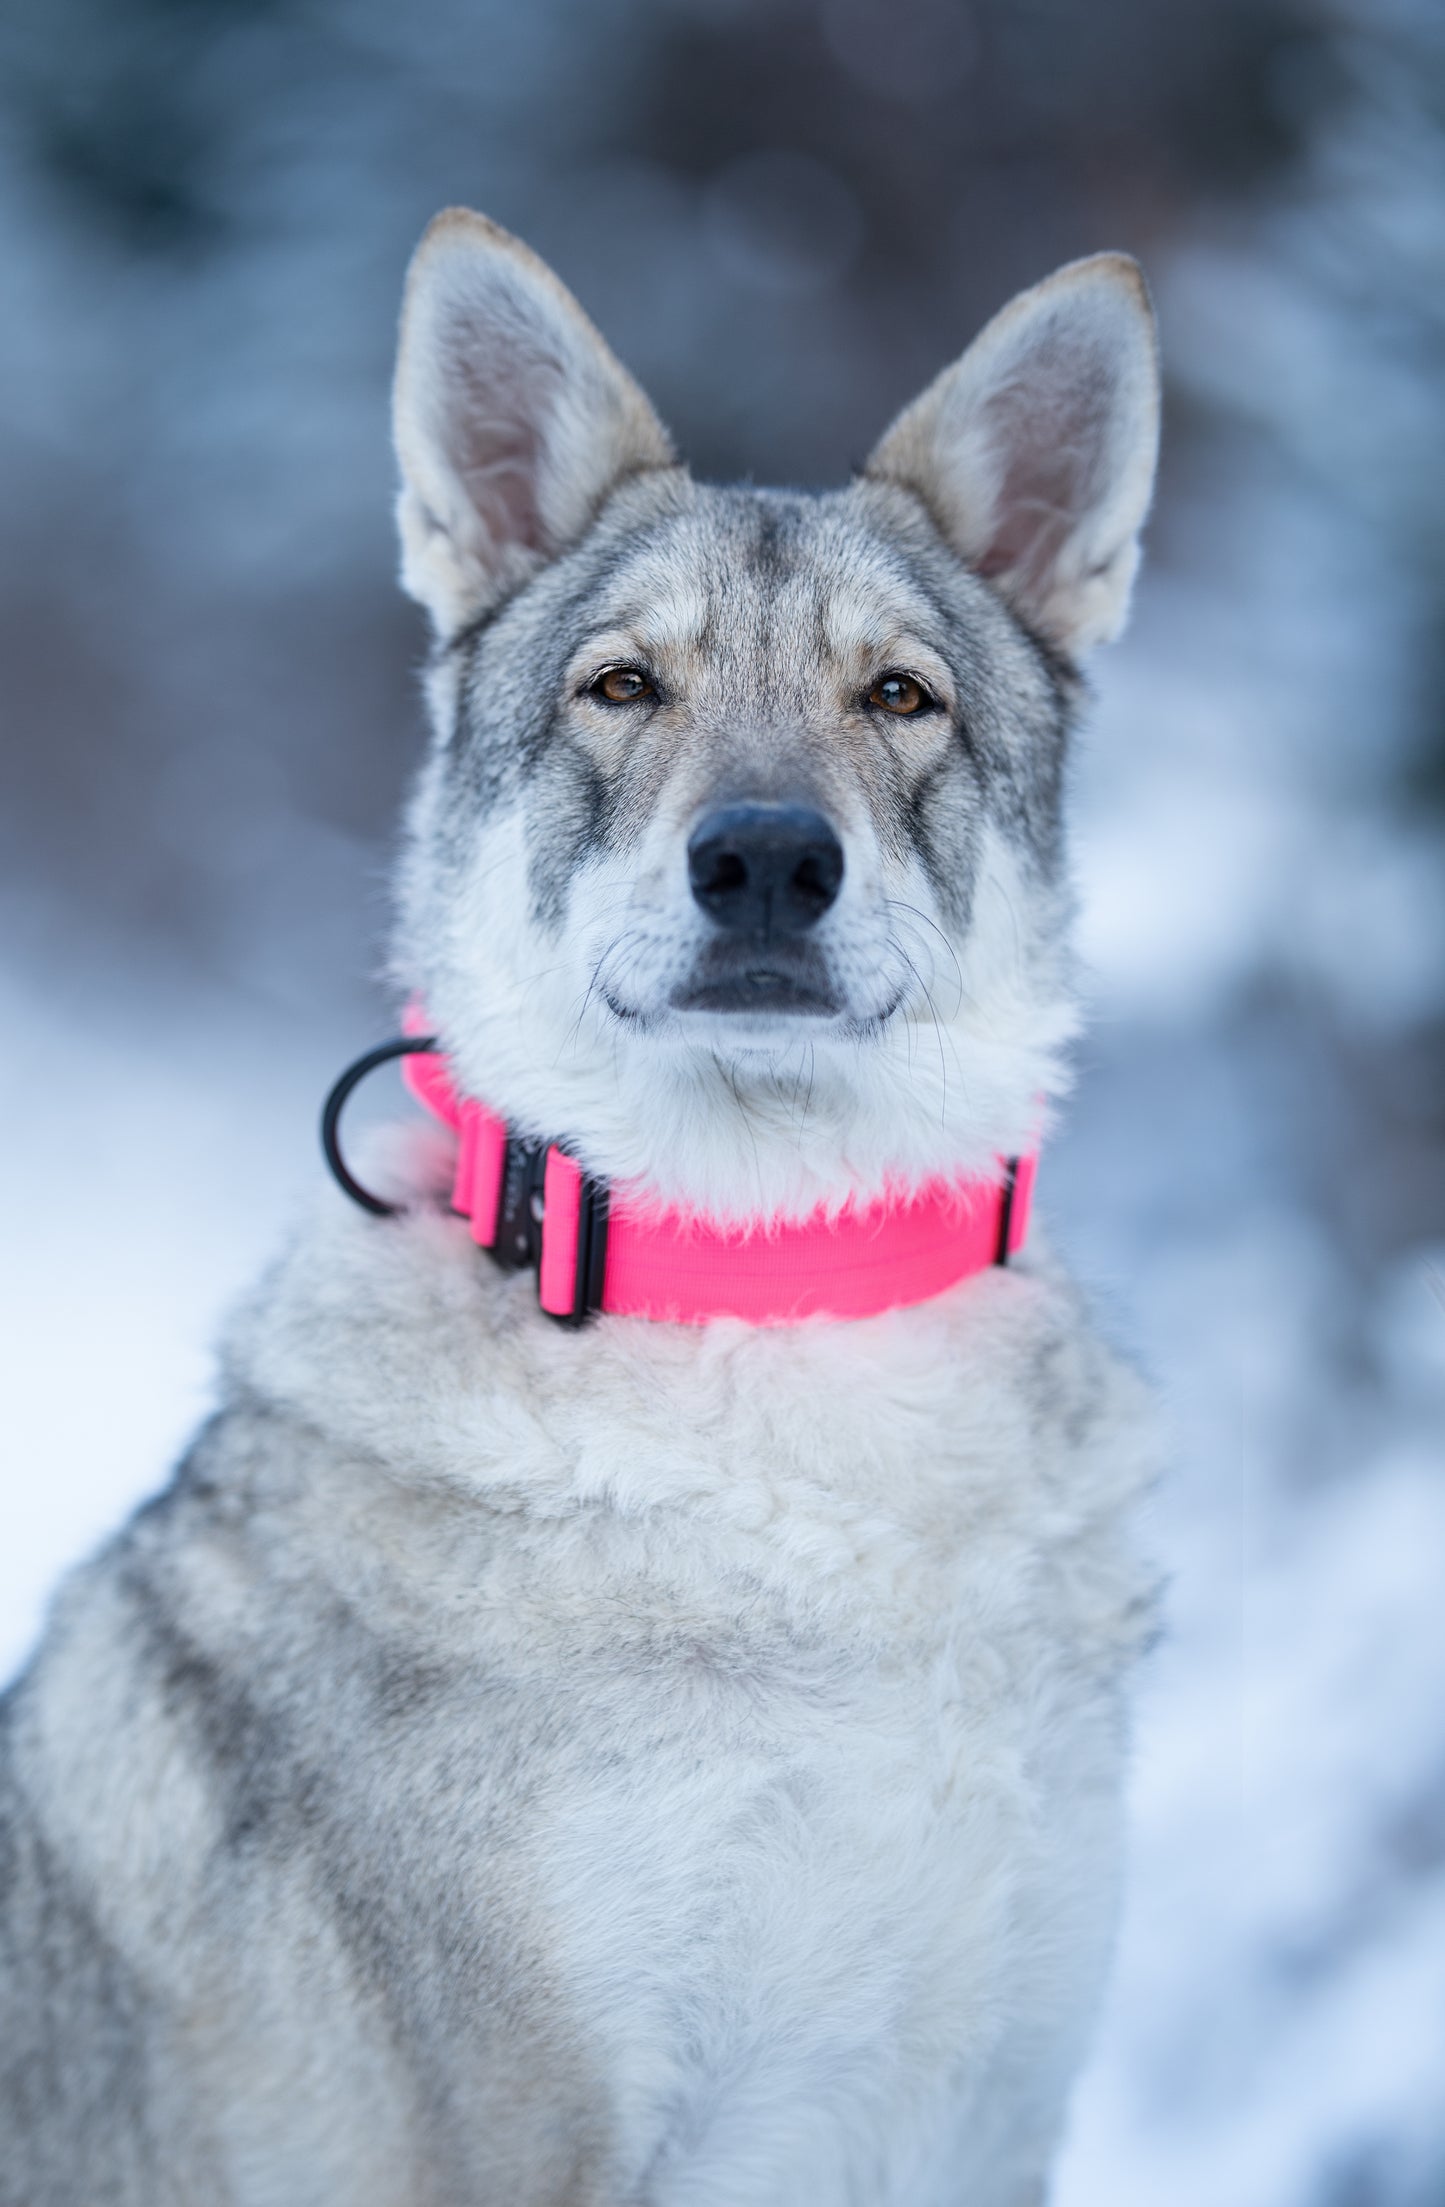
<box><xmin>2</xmin><ymin>2</ymin><xmax>1442</xmax><ymax>2198</ymax></box>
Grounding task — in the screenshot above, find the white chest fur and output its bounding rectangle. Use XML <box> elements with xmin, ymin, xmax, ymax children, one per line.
<box><xmin>199</xmin><ymin>1186</ymin><xmax>1159</xmax><ymax>2203</ymax></box>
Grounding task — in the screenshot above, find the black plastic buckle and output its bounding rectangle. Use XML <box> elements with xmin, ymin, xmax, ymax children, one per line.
<box><xmin>994</xmin><ymin>1156</ymin><xmax>1021</xmax><ymax>1267</ymax></box>
<box><xmin>489</xmin><ymin>1135</ymin><xmax>610</xmax><ymax>1327</ymax></box>
<box><xmin>550</xmin><ymin>1172</ymin><xmax>610</xmax><ymax>1328</ymax></box>
<box><xmin>489</xmin><ymin>1134</ymin><xmax>548</xmax><ymax>1274</ymax></box>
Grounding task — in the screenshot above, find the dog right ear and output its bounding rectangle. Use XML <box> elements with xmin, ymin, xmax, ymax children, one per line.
<box><xmin>393</xmin><ymin>210</ymin><xmax>675</xmax><ymax>637</ymax></box>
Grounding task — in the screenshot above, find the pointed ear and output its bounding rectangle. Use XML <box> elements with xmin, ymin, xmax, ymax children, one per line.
<box><xmin>865</xmin><ymin>254</ymin><xmax>1160</xmax><ymax>657</ymax></box>
<box><xmin>393</xmin><ymin>209</ymin><xmax>676</xmax><ymax>636</ymax></box>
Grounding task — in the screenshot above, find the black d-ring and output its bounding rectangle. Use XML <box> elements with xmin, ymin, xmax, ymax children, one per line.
<box><xmin>320</xmin><ymin>1034</ymin><xmax>439</xmax><ymax>1216</ymax></box>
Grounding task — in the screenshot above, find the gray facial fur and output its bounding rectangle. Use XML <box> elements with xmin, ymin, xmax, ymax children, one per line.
<box><xmin>418</xmin><ymin>471</ymin><xmax>1072</xmax><ymax>932</ymax></box>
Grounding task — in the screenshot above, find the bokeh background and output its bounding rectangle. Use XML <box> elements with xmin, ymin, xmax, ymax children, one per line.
<box><xmin>2</xmin><ymin>0</ymin><xmax>1443</xmax><ymax>2197</ymax></box>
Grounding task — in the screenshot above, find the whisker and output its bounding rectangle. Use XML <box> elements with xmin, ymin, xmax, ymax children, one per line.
<box><xmin>885</xmin><ymin>931</ymin><xmax>957</xmax><ymax>1128</ymax></box>
<box><xmin>882</xmin><ymin>898</ymin><xmax>966</xmax><ymax>1019</ymax></box>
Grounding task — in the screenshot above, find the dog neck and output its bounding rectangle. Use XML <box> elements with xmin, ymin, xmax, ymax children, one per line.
<box><xmin>360</xmin><ymin>1022</ymin><xmax>1037</xmax><ymax>1329</ymax></box>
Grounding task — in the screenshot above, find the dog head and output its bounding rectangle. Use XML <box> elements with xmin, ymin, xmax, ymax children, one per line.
<box><xmin>391</xmin><ymin>210</ymin><xmax>1158</xmax><ymax>1221</ymax></box>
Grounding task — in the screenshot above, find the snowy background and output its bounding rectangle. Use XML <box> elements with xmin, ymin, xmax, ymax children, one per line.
<box><xmin>2</xmin><ymin>0</ymin><xmax>1443</xmax><ymax>2198</ymax></box>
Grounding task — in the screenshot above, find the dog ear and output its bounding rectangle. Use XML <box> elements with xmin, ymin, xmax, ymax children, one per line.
<box><xmin>865</xmin><ymin>254</ymin><xmax>1159</xmax><ymax>657</ymax></box>
<box><xmin>393</xmin><ymin>210</ymin><xmax>675</xmax><ymax>636</ymax></box>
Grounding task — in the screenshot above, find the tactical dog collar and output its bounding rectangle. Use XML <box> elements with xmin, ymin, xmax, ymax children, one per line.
<box><xmin>321</xmin><ymin>1025</ymin><xmax>1036</xmax><ymax>1328</ymax></box>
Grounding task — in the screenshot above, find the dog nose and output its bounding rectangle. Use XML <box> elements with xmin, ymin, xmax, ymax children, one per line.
<box><xmin>687</xmin><ymin>802</ymin><xmax>844</xmax><ymax>937</ymax></box>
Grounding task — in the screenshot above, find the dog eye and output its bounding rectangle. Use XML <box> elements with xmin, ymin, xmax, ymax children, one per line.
<box><xmin>867</xmin><ymin>672</ymin><xmax>934</xmax><ymax>717</ymax></box>
<box><xmin>591</xmin><ymin>666</ymin><xmax>655</xmax><ymax>705</ymax></box>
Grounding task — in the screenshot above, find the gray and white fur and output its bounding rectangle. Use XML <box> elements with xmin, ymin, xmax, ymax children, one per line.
<box><xmin>1</xmin><ymin>211</ymin><xmax>1164</xmax><ymax>2205</ymax></box>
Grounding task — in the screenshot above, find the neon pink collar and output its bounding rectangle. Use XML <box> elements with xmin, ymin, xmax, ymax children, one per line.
<box><xmin>398</xmin><ymin>1037</ymin><xmax>1036</xmax><ymax>1328</ymax></box>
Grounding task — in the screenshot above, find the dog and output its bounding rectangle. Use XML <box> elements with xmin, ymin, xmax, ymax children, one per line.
<box><xmin>0</xmin><ymin>210</ymin><xmax>1162</xmax><ymax>2205</ymax></box>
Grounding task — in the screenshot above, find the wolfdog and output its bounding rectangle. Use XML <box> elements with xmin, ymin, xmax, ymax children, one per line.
<box><xmin>1</xmin><ymin>210</ymin><xmax>1162</xmax><ymax>2204</ymax></box>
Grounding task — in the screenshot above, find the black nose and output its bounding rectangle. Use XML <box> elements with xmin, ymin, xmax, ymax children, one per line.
<box><xmin>687</xmin><ymin>802</ymin><xmax>844</xmax><ymax>938</ymax></box>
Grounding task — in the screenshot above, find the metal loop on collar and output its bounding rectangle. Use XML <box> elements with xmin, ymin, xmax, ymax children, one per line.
<box><xmin>320</xmin><ymin>1034</ymin><xmax>439</xmax><ymax>1217</ymax></box>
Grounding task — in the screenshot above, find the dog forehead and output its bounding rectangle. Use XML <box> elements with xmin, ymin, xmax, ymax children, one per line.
<box><xmin>594</xmin><ymin>487</ymin><xmax>940</xmax><ymax>675</ymax></box>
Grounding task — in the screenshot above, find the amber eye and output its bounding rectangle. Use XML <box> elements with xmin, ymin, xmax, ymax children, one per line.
<box><xmin>592</xmin><ymin>666</ymin><xmax>655</xmax><ymax>705</ymax></box>
<box><xmin>868</xmin><ymin>672</ymin><xmax>932</xmax><ymax>717</ymax></box>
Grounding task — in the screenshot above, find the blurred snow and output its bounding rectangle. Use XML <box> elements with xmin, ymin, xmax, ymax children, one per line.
<box><xmin>1051</xmin><ymin>89</ymin><xmax>1445</xmax><ymax>2181</ymax></box>
<box><xmin>1</xmin><ymin>0</ymin><xmax>1443</xmax><ymax>2200</ymax></box>
<box><xmin>0</xmin><ymin>951</ymin><xmax>366</xmax><ymax>1675</ymax></box>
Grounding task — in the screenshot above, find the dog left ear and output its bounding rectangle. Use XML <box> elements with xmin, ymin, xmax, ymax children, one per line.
<box><xmin>865</xmin><ymin>254</ymin><xmax>1160</xmax><ymax>658</ymax></box>
<box><xmin>393</xmin><ymin>209</ymin><xmax>676</xmax><ymax>637</ymax></box>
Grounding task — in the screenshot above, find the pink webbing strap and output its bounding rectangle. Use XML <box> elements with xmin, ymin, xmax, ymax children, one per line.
<box><xmin>537</xmin><ymin>1149</ymin><xmax>586</xmax><ymax>1316</ymax></box>
<box><xmin>400</xmin><ymin>1041</ymin><xmax>509</xmax><ymax>1249</ymax></box>
<box><xmin>584</xmin><ymin>1177</ymin><xmax>1017</xmax><ymax>1323</ymax></box>
<box><xmin>401</xmin><ymin>1034</ymin><xmax>1035</xmax><ymax>1325</ymax></box>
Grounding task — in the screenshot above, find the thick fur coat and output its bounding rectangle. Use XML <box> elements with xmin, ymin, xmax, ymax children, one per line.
<box><xmin>0</xmin><ymin>213</ymin><xmax>1163</xmax><ymax>2205</ymax></box>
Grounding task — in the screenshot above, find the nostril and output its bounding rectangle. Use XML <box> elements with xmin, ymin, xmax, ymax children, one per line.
<box><xmin>704</xmin><ymin>850</ymin><xmax>748</xmax><ymax>898</ymax></box>
<box><xmin>792</xmin><ymin>845</ymin><xmax>843</xmax><ymax>917</ymax></box>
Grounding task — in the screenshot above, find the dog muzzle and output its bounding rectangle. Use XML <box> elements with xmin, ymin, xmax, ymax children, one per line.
<box><xmin>321</xmin><ymin>1020</ymin><xmax>1036</xmax><ymax>1328</ymax></box>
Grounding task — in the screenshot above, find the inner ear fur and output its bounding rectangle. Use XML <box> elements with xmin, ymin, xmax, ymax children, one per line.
<box><xmin>865</xmin><ymin>254</ymin><xmax>1160</xmax><ymax>658</ymax></box>
<box><xmin>393</xmin><ymin>208</ymin><xmax>676</xmax><ymax>637</ymax></box>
